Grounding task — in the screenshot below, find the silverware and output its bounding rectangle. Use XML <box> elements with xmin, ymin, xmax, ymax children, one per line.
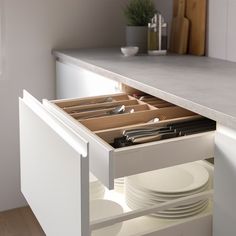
<box><xmin>123</xmin><ymin>119</ymin><xmax>216</xmax><ymax>142</ymax></box>
<box><xmin>69</xmin><ymin>104</ymin><xmax>119</xmax><ymax>114</ymax></box>
<box><xmin>123</xmin><ymin>127</ymin><xmax>169</xmax><ymax>138</ymax></box>
<box><xmin>147</xmin><ymin>118</ymin><xmax>160</xmax><ymax>123</ymax></box>
<box><xmin>125</xmin><ymin>128</ymin><xmax>171</xmax><ymax>140</ymax></box>
<box><xmin>78</xmin><ymin>105</ymin><xmax>134</xmax><ymax>119</ymax></box>
<box><xmin>113</xmin><ymin>119</ymin><xmax>216</xmax><ymax>147</ymax></box>
<box><xmin>130</xmin><ymin>125</ymin><xmax>216</xmax><ymax>144</ymax></box>
<box><xmin>132</xmin><ymin>131</ymin><xmax>178</xmax><ymax>144</ymax></box>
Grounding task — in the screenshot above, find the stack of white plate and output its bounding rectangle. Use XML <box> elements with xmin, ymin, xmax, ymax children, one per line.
<box><xmin>125</xmin><ymin>163</ymin><xmax>210</xmax><ymax>219</ymax></box>
<box><xmin>114</xmin><ymin>178</ymin><xmax>125</xmax><ymax>193</ymax></box>
<box><xmin>90</xmin><ymin>173</ymin><xmax>105</xmax><ymax>200</ymax></box>
<box><xmin>90</xmin><ymin>199</ymin><xmax>124</xmax><ymax>236</ymax></box>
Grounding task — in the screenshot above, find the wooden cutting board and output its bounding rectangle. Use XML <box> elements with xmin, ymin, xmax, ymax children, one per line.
<box><xmin>170</xmin><ymin>0</ymin><xmax>189</xmax><ymax>54</ymax></box>
<box><xmin>173</xmin><ymin>0</ymin><xmax>179</xmax><ymax>17</ymax></box>
<box><xmin>186</xmin><ymin>0</ymin><xmax>207</xmax><ymax>56</ymax></box>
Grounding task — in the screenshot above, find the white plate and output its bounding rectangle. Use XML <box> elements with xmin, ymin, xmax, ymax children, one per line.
<box><xmin>126</xmin><ymin>192</ymin><xmax>208</xmax><ymax>213</ymax></box>
<box><xmin>126</xmin><ymin>197</ymin><xmax>208</xmax><ymax>219</ymax></box>
<box><xmin>90</xmin><ymin>200</ymin><xmax>124</xmax><ymax>236</ymax></box>
<box><xmin>125</xmin><ymin>180</ymin><xmax>209</xmax><ymax>199</ymax></box>
<box><xmin>158</xmin><ymin>201</ymin><xmax>209</xmax><ymax>215</ymax></box>
<box><xmin>127</xmin><ymin>163</ymin><xmax>209</xmax><ymax>194</ymax></box>
<box><xmin>126</xmin><ymin>191</ymin><xmax>208</xmax><ymax>211</ymax></box>
<box><xmin>126</xmin><ymin>190</ymin><xmax>208</xmax><ymax>213</ymax></box>
<box><xmin>125</xmin><ymin>186</ymin><xmax>209</xmax><ymax>213</ymax></box>
<box><xmin>153</xmin><ymin>202</ymin><xmax>209</xmax><ymax>219</ymax></box>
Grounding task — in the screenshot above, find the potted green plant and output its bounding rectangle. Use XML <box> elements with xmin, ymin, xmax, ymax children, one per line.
<box><xmin>124</xmin><ymin>0</ymin><xmax>156</xmax><ymax>53</ymax></box>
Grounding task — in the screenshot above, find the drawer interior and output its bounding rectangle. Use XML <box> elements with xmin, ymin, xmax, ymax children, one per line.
<box><xmin>52</xmin><ymin>92</ymin><xmax>216</xmax><ymax>149</ymax></box>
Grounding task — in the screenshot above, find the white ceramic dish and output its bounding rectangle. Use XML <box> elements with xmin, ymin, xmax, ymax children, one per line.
<box><xmin>125</xmin><ymin>187</ymin><xmax>208</xmax><ymax>209</ymax></box>
<box><xmin>125</xmin><ymin>179</ymin><xmax>209</xmax><ymax>199</ymax></box>
<box><xmin>126</xmin><ymin>194</ymin><xmax>208</xmax><ymax>214</ymax></box>
<box><xmin>125</xmin><ymin>162</ymin><xmax>211</xmax><ymax>219</ymax></box>
<box><xmin>121</xmin><ymin>46</ymin><xmax>139</xmax><ymax>57</ymax></box>
<box><xmin>114</xmin><ymin>177</ymin><xmax>125</xmax><ymax>193</ymax></box>
<box><xmin>126</xmin><ymin>189</ymin><xmax>208</xmax><ymax>211</ymax></box>
<box><xmin>153</xmin><ymin>203</ymin><xmax>209</xmax><ymax>219</ymax></box>
<box><xmin>127</xmin><ymin>163</ymin><xmax>209</xmax><ymax>194</ymax></box>
<box><xmin>126</xmin><ymin>196</ymin><xmax>209</xmax><ymax>219</ymax></box>
<box><xmin>90</xmin><ymin>200</ymin><xmax>124</xmax><ymax>236</ymax></box>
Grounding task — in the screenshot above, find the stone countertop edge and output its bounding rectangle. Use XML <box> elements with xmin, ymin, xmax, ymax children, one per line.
<box><xmin>53</xmin><ymin>48</ymin><xmax>236</xmax><ymax>130</ymax></box>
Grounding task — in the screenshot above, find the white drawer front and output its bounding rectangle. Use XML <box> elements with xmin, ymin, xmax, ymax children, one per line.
<box><xmin>19</xmin><ymin>91</ymin><xmax>89</xmax><ymax>236</ymax></box>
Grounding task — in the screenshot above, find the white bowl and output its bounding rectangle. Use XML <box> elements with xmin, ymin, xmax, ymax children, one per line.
<box><xmin>90</xmin><ymin>200</ymin><xmax>124</xmax><ymax>236</ymax></box>
<box><xmin>121</xmin><ymin>46</ymin><xmax>139</xmax><ymax>57</ymax></box>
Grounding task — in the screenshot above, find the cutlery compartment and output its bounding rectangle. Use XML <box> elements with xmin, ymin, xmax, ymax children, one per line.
<box><xmin>74</xmin><ymin>104</ymin><xmax>156</xmax><ymax>120</ymax></box>
<box><xmin>79</xmin><ymin>107</ymin><xmax>196</xmax><ymax>131</ymax></box>
<box><xmin>55</xmin><ymin>93</ymin><xmax>133</xmax><ymax>108</ymax></box>
<box><xmin>95</xmin><ymin>115</ymin><xmax>207</xmax><ymax>144</ymax></box>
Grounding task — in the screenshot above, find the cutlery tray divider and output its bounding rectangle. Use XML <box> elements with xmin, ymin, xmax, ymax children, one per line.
<box><xmin>80</xmin><ymin>106</ymin><xmax>197</xmax><ymax>132</ymax></box>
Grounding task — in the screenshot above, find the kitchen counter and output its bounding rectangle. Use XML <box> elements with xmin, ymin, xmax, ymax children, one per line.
<box><xmin>53</xmin><ymin>48</ymin><xmax>236</xmax><ymax>129</ymax></box>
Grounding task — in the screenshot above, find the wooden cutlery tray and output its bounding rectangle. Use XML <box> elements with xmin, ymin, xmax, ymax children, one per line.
<box><xmin>54</xmin><ymin>93</ymin><xmax>194</xmax><ymax>131</ymax></box>
<box><xmin>44</xmin><ymin>91</ymin><xmax>215</xmax><ymax>189</ymax></box>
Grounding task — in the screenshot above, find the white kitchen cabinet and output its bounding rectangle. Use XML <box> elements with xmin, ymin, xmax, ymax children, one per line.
<box><xmin>50</xmin><ymin>49</ymin><xmax>236</xmax><ymax>236</ymax></box>
<box><xmin>56</xmin><ymin>61</ymin><xmax>120</xmax><ymax>99</ymax></box>
<box><xmin>20</xmin><ymin>88</ymin><xmax>215</xmax><ymax>236</ymax></box>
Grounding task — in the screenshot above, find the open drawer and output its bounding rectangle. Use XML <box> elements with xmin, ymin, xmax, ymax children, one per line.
<box><xmin>41</xmin><ymin>90</ymin><xmax>215</xmax><ymax>189</ymax></box>
<box><xmin>19</xmin><ymin>90</ymin><xmax>214</xmax><ymax>236</ymax></box>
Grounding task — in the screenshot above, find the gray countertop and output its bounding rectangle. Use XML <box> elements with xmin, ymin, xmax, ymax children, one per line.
<box><xmin>54</xmin><ymin>48</ymin><xmax>236</xmax><ymax>129</ymax></box>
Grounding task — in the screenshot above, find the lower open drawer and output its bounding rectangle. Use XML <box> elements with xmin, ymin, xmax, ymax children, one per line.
<box><xmin>90</xmin><ymin>160</ymin><xmax>213</xmax><ymax>236</ymax></box>
<box><xmin>43</xmin><ymin>92</ymin><xmax>215</xmax><ymax>189</ymax></box>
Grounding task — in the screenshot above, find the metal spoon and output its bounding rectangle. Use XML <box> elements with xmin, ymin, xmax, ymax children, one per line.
<box><xmin>78</xmin><ymin>105</ymin><xmax>127</xmax><ymax>119</ymax></box>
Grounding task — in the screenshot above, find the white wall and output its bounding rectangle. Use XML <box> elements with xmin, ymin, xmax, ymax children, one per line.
<box><xmin>207</xmin><ymin>0</ymin><xmax>236</xmax><ymax>62</ymax></box>
<box><xmin>0</xmin><ymin>0</ymin><xmax>126</xmax><ymax>212</ymax></box>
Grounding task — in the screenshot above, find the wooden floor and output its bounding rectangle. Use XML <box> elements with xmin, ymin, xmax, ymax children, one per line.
<box><xmin>0</xmin><ymin>207</ymin><xmax>45</xmax><ymax>236</ymax></box>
